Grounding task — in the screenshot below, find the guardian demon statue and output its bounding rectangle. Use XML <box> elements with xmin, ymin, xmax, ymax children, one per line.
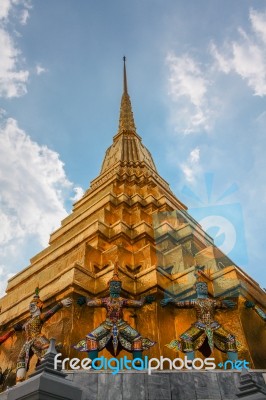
<box><xmin>74</xmin><ymin>262</ymin><xmax>155</xmax><ymax>360</ymax></box>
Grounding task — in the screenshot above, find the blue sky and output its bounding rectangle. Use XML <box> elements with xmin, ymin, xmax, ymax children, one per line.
<box><xmin>0</xmin><ymin>0</ymin><xmax>265</xmax><ymax>295</ymax></box>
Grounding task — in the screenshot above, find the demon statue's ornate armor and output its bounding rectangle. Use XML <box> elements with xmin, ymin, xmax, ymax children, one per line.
<box><xmin>161</xmin><ymin>277</ymin><xmax>238</xmax><ymax>361</ymax></box>
<box><xmin>74</xmin><ymin>262</ymin><xmax>155</xmax><ymax>360</ymax></box>
<box><xmin>15</xmin><ymin>288</ymin><xmax>72</xmax><ymax>383</ymax></box>
<box><xmin>245</xmin><ymin>300</ymin><xmax>266</xmax><ymax>321</ymax></box>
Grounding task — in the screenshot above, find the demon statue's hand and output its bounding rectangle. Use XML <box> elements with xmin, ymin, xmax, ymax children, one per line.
<box><xmin>222</xmin><ymin>299</ymin><xmax>236</xmax><ymax>309</ymax></box>
<box><xmin>61</xmin><ymin>298</ymin><xmax>72</xmax><ymax>307</ymax></box>
<box><xmin>144</xmin><ymin>295</ymin><xmax>156</xmax><ymax>304</ymax></box>
<box><xmin>160</xmin><ymin>298</ymin><xmax>173</xmax><ymax>307</ymax></box>
<box><xmin>77</xmin><ymin>296</ymin><xmax>87</xmax><ymax>306</ymax></box>
<box><xmin>13</xmin><ymin>322</ymin><xmax>23</xmax><ymax>331</ymax></box>
<box><xmin>244</xmin><ymin>300</ymin><xmax>255</xmax><ymax>309</ymax></box>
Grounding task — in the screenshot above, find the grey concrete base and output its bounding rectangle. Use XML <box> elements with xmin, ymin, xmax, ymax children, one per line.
<box><xmin>236</xmin><ymin>369</ymin><xmax>266</xmax><ymax>400</ymax></box>
<box><xmin>0</xmin><ymin>371</ymin><xmax>82</xmax><ymax>400</ymax></box>
<box><xmin>1</xmin><ymin>370</ymin><xmax>265</xmax><ymax>400</ymax></box>
<box><xmin>64</xmin><ymin>370</ymin><xmax>266</xmax><ymax>400</ymax></box>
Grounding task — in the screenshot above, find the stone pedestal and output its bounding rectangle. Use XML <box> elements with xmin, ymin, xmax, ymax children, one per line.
<box><xmin>0</xmin><ymin>339</ymin><xmax>82</xmax><ymax>400</ymax></box>
<box><xmin>236</xmin><ymin>369</ymin><xmax>266</xmax><ymax>399</ymax></box>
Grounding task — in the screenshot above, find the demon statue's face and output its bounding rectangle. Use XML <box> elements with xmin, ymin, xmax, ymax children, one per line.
<box><xmin>29</xmin><ymin>302</ymin><xmax>40</xmax><ymax>315</ymax></box>
<box><xmin>195</xmin><ymin>282</ymin><xmax>208</xmax><ymax>298</ymax></box>
<box><xmin>109</xmin><ymin>281</ymin><xmax>122</xmax><ymax>297</ymax></box>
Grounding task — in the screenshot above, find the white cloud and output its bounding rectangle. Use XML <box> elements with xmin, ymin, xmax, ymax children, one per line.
<box><xmin>211</xmin><ymin>8</ymin><xmax>266</xmax><ymax>96</ymax></box>
<box><xmin>0</xmin><ymin>0</ymin><xmax>12</xmax><ymax>21</ymax></box>
<box><xmin>35</xmin><ymin>64</ymin><xmax>47</xmax><ymax>75</ymax></box>
<box><xmin>0</xmin><ymin>117</ymin><xmax>72</xmax><ymax>248</ymax></box>
<box><xmin>20</xmin><ymin>8</ymin><xmax>29</xmax><ymax>25</ymax></box>
<box><xmin>167</xmin><ymin>53</ymin><xmax>208</xmax><ymax>106</ymax></box>
<box><xmin>190</xmin><ymin>147</ymin><xmax>200</xmax><ymax>163</ymax></box>
<box><xmin>166</xmin><ymin>53</ymin><xmax>215</xmax><ymax>133</ymax></box>
<box><xmin>0</xmin><ymin>266</ymin><xmax>14</xmax><ymax>298</ymax></box>
<box><xmin>0</xmin><ymin>117</ymin><xmax>83</xmax><ymax>296</ymax></box>
<box><xmin>167</xmin><ymin>8</ymin><xmax>266</xmax><ymax>135</ymax></box>
<box><xmin>0</xmin><ymin>27</ymin><xmax>29</xmax><ymax>97</ymax></box>
<box><xmin>71</xmin><ymin>186</ymin><xmax>84</xmax><ymax>202</ymax></box>
<box><xmin>0</xmin><ymin>0</ymin><xmax>32</xmax><ymax>23</ymax></box>
<box><xmin>209</xmin><ymin>43</ymin><xmax>231</xmax><ymax>74</ymax></box>
<box><xmin>0</xmin><ymin>1</ymin><xmax>31</xmax><ymax>98</ymax></box>
<box><xmin>181</xmin><ymin>147</ymin><xmax>201</xmax><ymax>183</ymax></box>
<box><xmin>250</xmin><ymin>8</ymin><xmax>266</xmax><ymax>44</ymax></box>
<box><xmin>0</xmin><ymin>108</ymin><xmax>7</xmax><ymax>117</ymax></box>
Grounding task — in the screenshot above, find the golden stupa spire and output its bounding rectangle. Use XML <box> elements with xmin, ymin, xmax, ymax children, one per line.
<box><xmin>117</xmin><ymin>56</ymin><xmax>137</xmax><ymax>135</ymax></box>
<box><xmin>99</xmin><ymin>57</ymin><xmax>158</xmax><ymax>174</ymax></box>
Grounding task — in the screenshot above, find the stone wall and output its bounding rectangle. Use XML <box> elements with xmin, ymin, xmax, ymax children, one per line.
<box><xmin>0</xmin><ymin>370</ymin><xmax>266</xmax><ymax>400</ymax></box>
<box><xmin>64</xmin><ymin>370</ymin><xmax>266</xmax><ymax>400</ymax></box>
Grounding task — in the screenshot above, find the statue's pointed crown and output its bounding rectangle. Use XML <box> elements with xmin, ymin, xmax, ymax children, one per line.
<box><xmin>108</xmin><ymin>261</ymin><xmax>122</xmax><ymax>285</ymax></box>
<box><xmin>194</xmin><ymin>266</ymin><xmax>208</xmax><ymax>287</ymax></box>
<box><xmin>31</xmin><ymin>286</ymin><xmax>43</xmax><ymax>308</ymax></box>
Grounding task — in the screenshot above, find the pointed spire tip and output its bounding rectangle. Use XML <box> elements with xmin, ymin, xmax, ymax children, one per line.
<box><xmin>123</xmin><ymin>56</ymin><xmax>128</xmax><ymax>94</ymax></box>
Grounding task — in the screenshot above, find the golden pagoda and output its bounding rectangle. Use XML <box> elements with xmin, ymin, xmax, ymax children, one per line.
<box><xmin>0</xmin><ymin>58</ymin><xmax>265</xmax><ymax>382</ymax></box>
